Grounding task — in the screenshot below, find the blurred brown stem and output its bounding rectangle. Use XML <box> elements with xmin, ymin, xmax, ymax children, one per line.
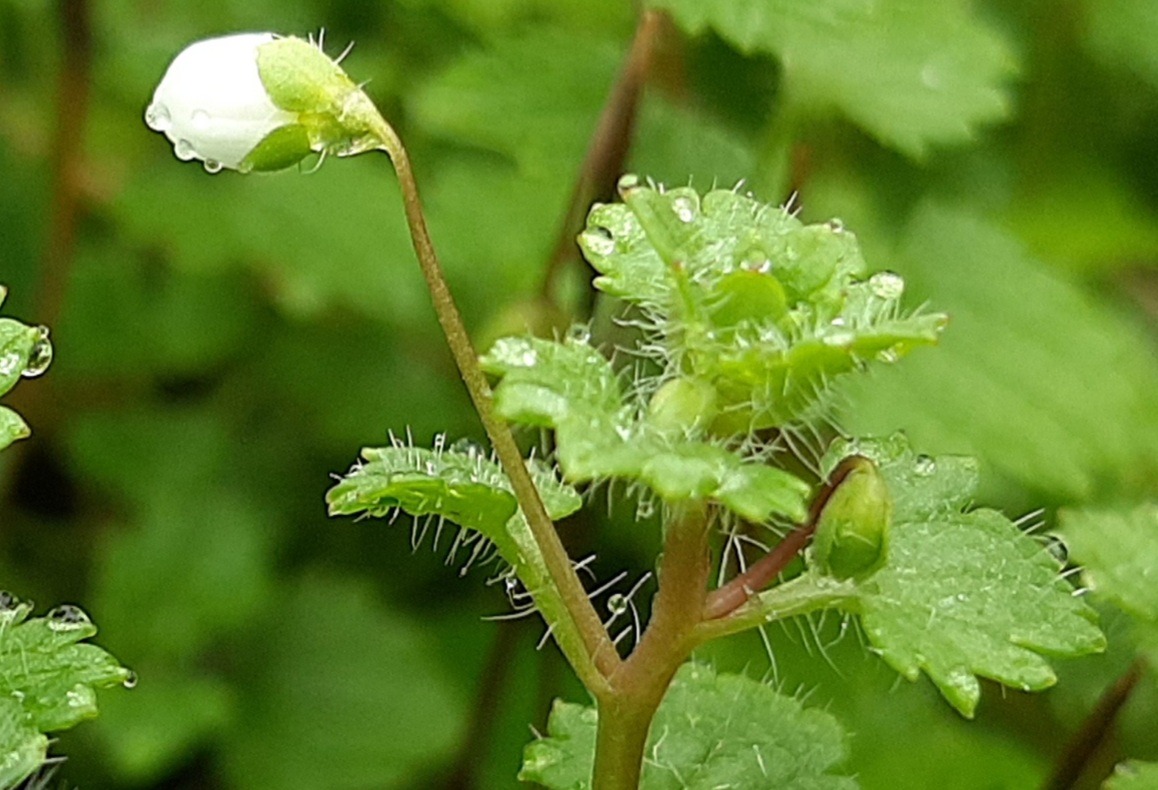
<box><xmin>1043</xmin><ymin>659</ymin><xmax>1146</xmax><ymax>790</ymax></box>
<box><xmin>539</xmin><ymin>9</ymin><xmax>662</xmax><ymax>312</ymax></box>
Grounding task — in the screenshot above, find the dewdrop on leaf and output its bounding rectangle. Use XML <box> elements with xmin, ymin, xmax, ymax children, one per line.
<box><xmin>144</xmin><ymin>33</ymin><xmax>381</xmax><ymax>173</ymax></box>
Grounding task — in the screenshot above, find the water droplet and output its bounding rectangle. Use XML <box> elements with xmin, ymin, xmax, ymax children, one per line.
<box><xmin>144</xmin><ymin>102</ymin><xmax>171</xmax><ymax>132</ymax></box>
<box><xmin>617</xmin><ymin>174</ymin><xmax>640</xmax><ymax>194</ymax></box>
<box><xmin>0</xmin><ymin>591</ymin><xmax>19</xmax><ymax>611</ymax></box>
<box><xmin>827</xmin><ymin>218</ymin><xmax>845</xmax><ymax>233</ymax></box>
<box><xmin>47</xmin><ymin>604</ymin><xmax>91</xmax><ymax>631</ymax></box>
<box><xmin>869</xmin><ymin>271</ymin><xmax>905</xmax><ymax>300</ymax></box>
<box><xmin>449</xmin><ymin>438</ymin><xmax>485</xmax><ymax>458</ymax></box>
<box><xmin>21</xmin><ymin>328</ymin><xmax>52</xmax><ymax>378</ymax></box>
<box><xmin>741</xmin><ymin>256</ymin><xmax>771</xmax><ymax>273</ymax></box>
<box><xmin>237</xmin><ymin>160</ymin><xmax>254</xmax><ymax>175</ymax></box>
<box><xmin>580</xmin><ymin>229</ymin><xmax>615</xmax><ymax>257</ymax></box>
<box><xmin>567</xmin><ymin>325</ymin><xmax>591</xmax><ymax>344</ymax></box>
<box><xmin>607</xmin><ymin>594</ymin><xmax>628</xmax><ymax>617</ymax></box>
<box><xmin>191</xmin><ymin>109</ymin><xmax>211</xmax><ymax>130</ymax></box>
<box><xmin>122</xmin><ymin>670</ymin><xmax>139</xmax><ymax>689</ymax></box>
<box><xmin>173</xmin><ymin>138</ymin><xmax>197</xmax><ymax>161</ymax></box>
<box><xmin>637</xmin><ymin>498</ymin><xmax>655</xmax><ymax>519</ymax></box>
<box><xmin>672</xmin><ymin>196</ymin><xmax>697</xmax><ymax>223</ymax></box>
<box><xmin>202</xmin><ymin>158</ymin><xmax>223</xmax><ymax>174</ymax></box>
<box><xmin>914</xmin><ymin>454</ymin><xmax>936</xmax><ymax>476</ymax></box>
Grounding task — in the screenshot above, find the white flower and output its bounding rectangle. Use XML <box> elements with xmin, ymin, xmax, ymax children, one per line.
<box><xmin>145</xmin><ymin>33</ymin><xmax>299</xmax><ymax>172</ymax></box>
<box><xmin>145</xmin><ymin>33</ymin><xmax>381</xmax><ymax>173</ymax></box>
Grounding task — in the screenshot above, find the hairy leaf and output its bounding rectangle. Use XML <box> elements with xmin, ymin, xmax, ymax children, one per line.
<box><xmin>828</xmin><ymin>438</ymin><xmax>1106</xmax><ymax>717</ymax></box>
<box><xmin>0</xmin><ymin>596</ymin><xmax>131</xmax><ymax>786</ymax></box>
<box><xmin>481</xmin><ymin>335</ymin><xmax>811</xmax><ymax>521</ymax></box>
<box><xmin>651</xmin><ymin>0</ymin><xmax>1016</xmax><ymax>156</ymax></box>
<box><xmin>520</xmin><ymin>663</ymin><xmax>854</xmax><ymax>789</ymax></box>
<box><xmin>579</xmin><ymin>181</ymin><xmax>945</xmax><ymax>430</ymax></box>
<box><xmin>1059</xmin><ymin>505</ymin><xmax>1158</xmax><ymax>622</ymax></box>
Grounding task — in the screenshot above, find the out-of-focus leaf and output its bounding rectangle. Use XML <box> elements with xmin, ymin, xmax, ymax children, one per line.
<box><xmin>409</xmin><ymin>31</ymin><xmax>620</xmax><ymax>176</ymax></box>
<box><xmin>481</xmin><ymin>335</ymin><xmax>811</xmax><ymax>521</ymax></box>
<box><xmin>1105</xmin><ymin>760</ymin><xmax>1158</xmax><ymax>789</ymax></box>
<box><xmin>1083</xmin><ymin>0</ymin><xmax>1158</xmax><ymax>91</ymax></box>
<box><xmin>829</xmin><ymin>438</ymin><xmax>1106</xmax><ymax>717</ymax></box>
<box><xmin>222</xmin><ymin>576</ymin><xmax>467</xmax><ymax>790</ymax></box>
<box><xmin>520</xmin><ymin>663</ymin><xmax>854</xmax><ymax>789</ymax></box>
<box><xmin>1059</xmin><ymin>504</ymin><xmax>1158</xmax><ymax>622</ymax></box>
<box><xmin>651</xmin><ymin>0</ymin><xmax>1016</xmax><ymax>157</ymax></box>
<box><xmin>844</xmin><ymin>204</ymin><xmax>1158</xmax><ymax>501</ymax></box>
<box><xmin>92</xmin><ymin>668</ymin><xmax>234</xmax><ymax>784</ymax></box>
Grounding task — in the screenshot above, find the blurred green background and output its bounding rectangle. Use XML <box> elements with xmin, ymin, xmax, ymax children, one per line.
<box><xmin>1</xmin><ymin>0</ymin><xmax>1156</xmax><ymax>787</ymax></box>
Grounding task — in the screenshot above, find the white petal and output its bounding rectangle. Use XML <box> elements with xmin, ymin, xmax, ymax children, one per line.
<box><xmin>146</xmin><ymin>33</ymin><xmax>298</xmax><ymax>169</ymax></box>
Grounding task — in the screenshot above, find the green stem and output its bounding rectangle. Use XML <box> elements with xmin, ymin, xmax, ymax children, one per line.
<box><xmin>369</xmin><ymin>117</ymin><xmax>618</xmax><ymax>693</ymax></box>
<box><xmin>692</xmin><ymin>573</ymin><xmax>857</xmax><ymax>645</ymax></box>
<box><xmin>592</xmin><ymin>506</ymin><xmax>712</xmax><ymax>789</ymax></box>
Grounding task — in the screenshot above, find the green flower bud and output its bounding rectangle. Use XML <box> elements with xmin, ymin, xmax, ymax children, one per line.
<box><xmin>647</xmin><ymin>377</ymin><xmax>718</xmax><ymax>434</ymax></box>
<box><xmin>811</xmin><ymin>456</ymin><xmax>891</xmax><ymax>580</ymax></box>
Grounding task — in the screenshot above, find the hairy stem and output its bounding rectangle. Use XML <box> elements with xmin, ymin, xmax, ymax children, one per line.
<box><xmin>369</xmin><ymin>117</ymin><xmax>618</xmax><ymax>692</ymax></box>
<box><xmin>592</xmin><ymin>506</ymin><xmax>712</xmax><ymax>789</ymax></box>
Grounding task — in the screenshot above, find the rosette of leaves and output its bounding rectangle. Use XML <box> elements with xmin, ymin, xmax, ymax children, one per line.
<box><xmin>0</xmin><ymin>285</ymin><xmax>53</xmax><ymax>452</ymax></box>
<box><xmin>577</xmin><ymin>178</ymin><xmax>947</xmax><ymax>433</ymax></box>
<box><xmin>0</xmin><ymin>595</ymin><xmax>135</xmax><ymax>788</ymax></box>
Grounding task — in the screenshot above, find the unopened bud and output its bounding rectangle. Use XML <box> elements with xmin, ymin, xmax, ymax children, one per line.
<box><xmin>811</xmin><ymin>456</ymin><xmax>891</xmax><ymax>580</ymax></box>
<box><xmin>647</xmin><ymin>377</ymin><xmax>718</xmax><ymax>434</ymax></box>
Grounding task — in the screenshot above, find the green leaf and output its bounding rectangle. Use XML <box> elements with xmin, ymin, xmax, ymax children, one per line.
<box><xmin>222</xmin><ymin>577</ymin><xmax>467</xmax><ymax>790</ymax></box>
<box><xmin>480</xmin><ymin>335</ymin><xmax>811</xmax><ymax>522</ymax></box>
<box><xmin>0</xmin><ymin>405</ymin><xmax>30</xmax><ymax>452</ymax></box>
<box><xmin>1059</xmin><ymin>505</ymin><xmax>1158</xmax><ymax>622</ymax></box>
<box><xmin>844</xmin><ymin>204</ymin><xmax>1158</xmax><ymax>501</ymax></box>
<box><xmin>0</xmin><ymin>318</ymin><xmax>51</xmax><ymax>398</ymax></box>
<box><xmin>651</xmin><ymin>0</ymin><xmax>1017</xmax><ymax>157</ymax></box>
<box><xmin>1083</xmin><ymin>0</ymin><xmax>1158</xmax><ymax>92</ymax></box>
<box><xmin>579</xmin><ymin>182</ymin><xmax>945</xmax><ymax>430</ymax></box>
<box><xmin>835</xmin><ymin>439</ymin><xmax>1106</xmax><ymax>717</ymax></box>
<box><xmin>1105</xmin><ymin>760</ymin><xmax>1158</xmax><ymax>789</ymax></box>
<box><xmin>0</xmin><ymin>597</ymin><xmax>132</xmax><ymax>736</ymax></box>
<box><xmin>0</xmin><ymin>696</ymin><xmax>48</xmax><ymax>790</ymax></box>
<box><xmin>520</xmin><ymin>663</ymin><xmax>854</xmax><ymax>789</ymax></box>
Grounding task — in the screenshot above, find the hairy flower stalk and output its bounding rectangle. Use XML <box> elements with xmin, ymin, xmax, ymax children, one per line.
<box><xmin>144</xmin><ymin>33</ymin><xmax>617</xmax><ymax>692</ymax></box>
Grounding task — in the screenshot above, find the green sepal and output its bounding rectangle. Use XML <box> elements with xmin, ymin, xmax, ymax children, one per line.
<box><xmin>239</xmin><ymin>123</ymin><xmax>314</xmax><ymax>173</ymax></box>
<box><xmin>256</xmin><ymin>37</ymin><xmax>358</xmax><ymax>114</ymax></box>
<box><xmin>811</xmin><ymin>456</ymin><xmax>891</xmax><ymax>580</ymax></box>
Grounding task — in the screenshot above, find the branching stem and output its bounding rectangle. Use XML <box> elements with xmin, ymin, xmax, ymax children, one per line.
<box><xmin>369</xmin><ymin>117</ymin><xmax>618</xmax><ymax>692</ymax></box>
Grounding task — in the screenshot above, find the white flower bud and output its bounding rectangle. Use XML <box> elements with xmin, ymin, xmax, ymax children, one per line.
<box><xmin>145</xmin><ymin>33</ymin><xmax>382</xmax><ymax>173</ymax></box>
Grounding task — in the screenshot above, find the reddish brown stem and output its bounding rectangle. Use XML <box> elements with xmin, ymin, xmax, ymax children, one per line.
<box><xmin>701</xmin><ymin>455</ymin><xmax>865</xmax><ymax>621</ymax></box>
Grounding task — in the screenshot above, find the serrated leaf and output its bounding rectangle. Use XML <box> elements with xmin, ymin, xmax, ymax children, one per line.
<box><xmin>839</xmin><ymin>441</ymin><xmax>1106</xmax><ymax>717</ymax></box>
<box><xmin>0</xmin><ymin>406</ymin><xmax>30</xmax><ymax>452</ymax></box>
<box><xmin>1059</xmin><ymin>505</ymin><xmax>1158</xmax><ymax>622</ymax></box>
<box><xmin>580</xmin><ymin>182</ymin><xmax>945</xmax><ymax>430</ymax></box>
<box><xmin>480</xmin><ymin>335</ymin><xmax>811</xmax><ymax>521</ymax></box>
<box><xmin>651</xmin><ymin>0</ymin><xmax>1016</xmax><ymax>157</ymax></box>
<box><xmin>845</xmin><ymin>204</ymin><xmax>1158</xmax><ymax>500</ymax></box>
<box><xmin>520</xmin><ymin>663</ymin><xmax>855</xmax><ymax>789</ymax></box>
<box><xmin>0</xmin><ymin>600</ymin><xmax>131</xmax><ymax>736</ymax></box>
<box><xmin>1105</xmin><ymin>760</ymin><xmax>1158</xmax><ymax>789</ymax></box>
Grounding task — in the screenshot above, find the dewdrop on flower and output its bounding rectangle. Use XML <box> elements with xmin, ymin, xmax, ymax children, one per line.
<box><xmin>145</xmin><ymin>32</ymin><xmax>382</xmax><ymax>173</ymax></box>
